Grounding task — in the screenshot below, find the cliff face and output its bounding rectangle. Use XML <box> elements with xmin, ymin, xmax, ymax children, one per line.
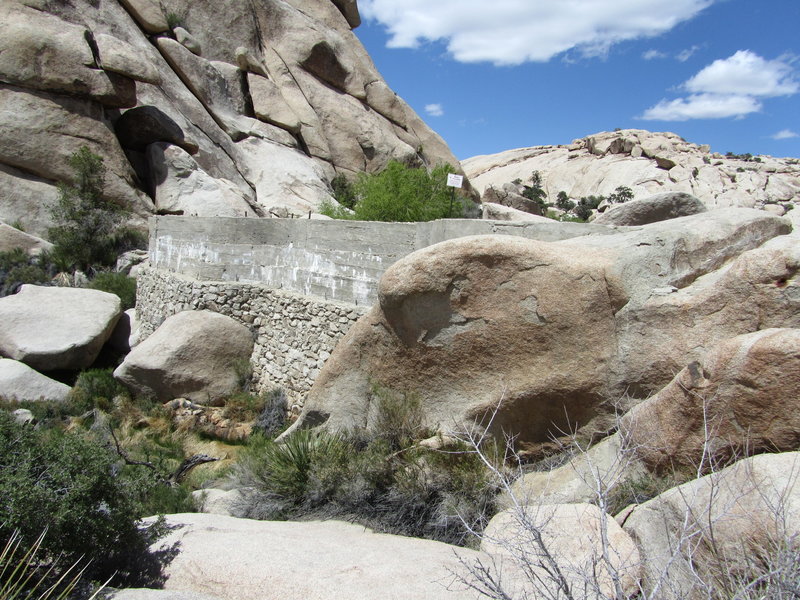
<box><xmin>463</xmin><ymin>129</ymin><xmax>800</xmax><ymax>210</ymax></box>
<box><xmin>0</xmin><ymin>0</ymin><xmax>460</xmax><ymax>236</ymax></box>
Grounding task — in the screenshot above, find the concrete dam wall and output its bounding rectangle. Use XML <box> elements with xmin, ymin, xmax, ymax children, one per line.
<box><xmin>140</xmin><ymin>216</ymin><xmax>615</xmax><ymax>403</ymax></box>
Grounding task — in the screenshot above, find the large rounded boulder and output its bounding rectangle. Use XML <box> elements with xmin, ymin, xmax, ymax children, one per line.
<box><xmin>291</xmin><ymin>235</ymin><xmax>625</xmax><ymax>444</ymax></box>
<box><xmin>114</xmin><ymin>310</ymin><xmax>253</xmax><ymax>403</ymax></box>
<box><xmin>0</xmin><ymin>358</ymin><xmax>71</xmax><ymax>402</ymax></box>
<box><xmin>0</xmin><ymin>285</ymin><xmax>121</xmax><ymax>371</ymax></box>
<box><xmin>594</xmin><ymin>191</ymin><xmax>706</xmax><ymax>226</ymax></box>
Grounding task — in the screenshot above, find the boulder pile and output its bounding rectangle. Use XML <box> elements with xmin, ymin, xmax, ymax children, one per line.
<box><xmin>464</xmin><ymin>129</ymin><xmax>800</xmax><ymax>212</ymax></box>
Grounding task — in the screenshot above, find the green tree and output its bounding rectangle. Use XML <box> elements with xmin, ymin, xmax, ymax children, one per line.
<box><xmin>608</xmin><ymin>185</ymin><xmax>634</xmax><ymax>204</ymax></box>
<box><xmin>48</xmin><ymin>147</ymin><xmax>130</xmax><ymax>273</ymax></box>
<box><xmin>520</xmin><ymin>171</ymin><xmax>548</xmax><ymax>212</ymax></box>
<box><xmin>323</xmin><ymin>161</ymin><xmax>463</xmax><ymax>222</ymax></box>
<box><xmin>555</xmin><ymin>191</ymin><xmax>575</xmax><ymax>211</ymax></box>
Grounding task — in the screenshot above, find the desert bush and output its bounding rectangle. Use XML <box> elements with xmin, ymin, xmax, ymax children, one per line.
<box><xmin>67</xmin><ymin>369</ymin><xmax>128</xmax><ymax>414</ymax></box>
<box><xmin>368</xmin><ymin>385</ymin><xmax>427</xmax><ymax>451</ymax></box>
<box><xmin>0</xmin><ymin>249</ymin><xmax>50</xmax><ymax>297</ymax></box>
<box><xmin>88</xmin><ymin>271</ymin><xmax>136</xmax><ymax>310</ymax></box>
<box><xmin>48</xmin><ymin>147</ymin><xmax>130</xmax><ymax>273</ymax></box>
<box><xmin>322</xmin><ymin>161</ymin><xmax>465</xmax><ymax>222</ymax></box>
<box><xmin>330</xmin><ymin>173</ymin><xmax>357</xmax><ymax>209</ymax></box>
<box><xmin>453</xmin><ymin>399</ymin><xmax>800</xmax><ymax>600</ymax></box>
<box><xmin>0</xmin><ymin>411</ymin><xmax>167</xmax><ymax>586</ymax></box>
<box><xmin>235</xmin><ymin>391</ymin><xmax>498</xmax><ymax>545</ymax></box>
<box><xmin>0</xmin><ymin>529</ymin><xmax>101</xmax><ymax>600</ymax></box>
<box><xmin>251</xmin><ymin>388</ymin><xmax>288</xmax><ymax>437</ymax></box>
<box><xmin>221</xmin><ymin>391</ymin><xmax>267</xmax><ymax>423</ymax></box>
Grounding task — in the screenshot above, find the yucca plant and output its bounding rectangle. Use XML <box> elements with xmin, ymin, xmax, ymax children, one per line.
<box><xmin>0</xmin><ymin>529</ymin><xmax>105</xmax><ymax>600</ymax></box>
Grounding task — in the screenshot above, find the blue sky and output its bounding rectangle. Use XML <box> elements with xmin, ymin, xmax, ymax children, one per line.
<box><xmin>354</xmin><ymin>0</ymin><xmax>800</xmax><ymax>161</ymax></box>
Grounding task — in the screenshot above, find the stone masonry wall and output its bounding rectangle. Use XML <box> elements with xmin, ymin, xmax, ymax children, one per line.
<box><xmin>136</xmin><ymin>267</ymin><xmax>367</xmax><ymax>408</ymax></box>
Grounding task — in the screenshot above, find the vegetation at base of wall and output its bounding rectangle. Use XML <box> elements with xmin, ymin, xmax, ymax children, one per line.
<box><xmin>88</xmin><ymin>272</ymin><xmax>137</xmax><ymax>310</ymax></box>
<box><xmin>234</xmin><ymin>386</ymin><xmax>499</xmax><ymax>547</ymax></box>
<box><xmin>321</xmin><ymin>161</ymin><xmax>468</xmax><ymax>222</ymax></box>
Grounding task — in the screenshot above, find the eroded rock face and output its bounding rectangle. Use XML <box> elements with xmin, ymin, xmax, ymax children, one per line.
<box><xmin>291</xmin><ymin>209</ymin><xmax>793</xmax><ymax>443</ymax></box>
<box><xmin>0</xmin><ymin>223</ymin><xmax>52</xmax><ymax>255</ymax></box>
<box><xmin>292</xmin><ymin>235</ymin><xmax>624</xmax><ymax>444</ymax></box>
<box><xmin>114</xmin><ymin>310</ymin><xmax>253</xmax><ymax>404</ymax></box>
<box><xmin>622</xmin><ymin>452</ymin><xmax>800</xmax><ymax>600</ymax></box>
<box><xmin>483</xmin><ymin>503</ymin><xmax>641</xmax><ymax>600</ymax></box>
<box><xmin>624</xmin><ymin>328</ymin><xmax>800</xmax><ymax>471</ymax></box>
<box><xmin>0</xmin><ymin>0</ymin><xmax>462</xmax><ymax>221</ymax></box>
<box><xmin>464</xmin><ymin>129</ymin><xmax>800</xmax><ymax>211</ymax></box>
<box><xmin>0</xmin><ymin>285</ymin><xmax>121</xmax><ymax>371</ymax></box>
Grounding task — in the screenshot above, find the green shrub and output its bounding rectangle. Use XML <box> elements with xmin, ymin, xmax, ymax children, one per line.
<box><xmin>48</xmin><ymin>147</ymin><xmax>130</xmax><ymax>273</ymax></box>
<box><xmin>324</xmin><ymin>161</ymin><xmax>464</xmax><ymax>222</ymax></box>
<box><xmin>608</xmin><ymin>185</ymin><xmax>633</xmax><ymax>204</ymax></box>
<box><xmin>88</xmin><ymin>271</ymin><xmax>136</xmax><ymax>310</ymax></box>
<box><xmin>222</xmin><ymin>391</ymin><xmax>267</xmax><ymax>423</ymax></box>
<box><xmin>67</xmin><ymin>369</ymin><xmax>128</xmax><ymax>413</ymax></box>
<box><xmin>235</xmin><ymin>389</ymin><xmax>498</xmax><ymax>546</ymax></box>
<box><xmin>0</xmin><ymin>249</ymin><xmax>49</xmax><ymax>297</ymax></box>
<box><xmin>0</xmin><ymin>412</ymin><xmax>166</xmax><ymax>585</ymax></box>
<box><xmin>369</xmin><ymin>385</ymin><xmax>427</xmax><ymax>451</ymax></box>
<box><xmin>330</xmin><ymin>173</ymin><xmax>357</xmax><ymax>209</ymax></box>
<box><xmin>555</xmin><ymin>191</ymin><xmax>575</xmax><ymax>212</ymax></box>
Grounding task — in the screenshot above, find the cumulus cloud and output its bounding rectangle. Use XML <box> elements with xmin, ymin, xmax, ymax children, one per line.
<box><xmin>360</xmin><ymin>0</ymin><xmax>715</xmax><ymax>65</ymax></box>
<box><xmin>771</xmin><ymin>129</ymin><xmax>799</xmax><ymax>140</ymax></box>
<box><xmin>641</xmin><ymin>94</ymin><xmax>761</xmax><ymax>121</ymax></box>
<box><xmin>641</xmin><ymin>50</ymin><xmax>798</xmax><ymax>121</ymax></box>
<box><xmin>685</xmin><ymin>50</ymin><xmax>798</xmax><ymax>97</ymax></box>
<box><xmin>425</xmin><ymin>103</ymin><xmax>444</xmax><ymax>117</ymax></box>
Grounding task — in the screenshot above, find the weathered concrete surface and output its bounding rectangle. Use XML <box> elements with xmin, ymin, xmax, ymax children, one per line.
<box><xmin>148</xmin><ymin>216</ymin><xmax>619</xmax><ymax>306</ymax></box>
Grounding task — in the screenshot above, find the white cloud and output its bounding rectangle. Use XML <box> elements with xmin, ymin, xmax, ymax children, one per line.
<box><xmin>675</xmin><ymin>45</ymin><xmax>700</xmax><ymax>62</ymax></box>
<box><xmin>640</xmin><ymin>50</ymin><xmax>798</xmax><ymax>121</ymax></box>
<box><xmin>360</xmin><ymin>0</ymin><xmax>715</xmax><ymax>66</ymax></box>
<box><xmin>684</xmin><ymin>50</ymin><xmax>798</xmax><ymax>97</ymax></box>
<box><xmin>771</xmin><ymin>129</ymin><xmax>799</xmax><ymax>140</ymax></box>
<box><xmin>643</xmin><ymin>49</ymin><xmax>668</xmax><ymax>60</ymax></box>
<box><xmin>424</xmin><ymin>103</ymin><xmax>444</xmax><ymax>117</ymax></box>
<box><xmin>641</xmin><ymin>93</ymin><xmax>761</xmax><ymax>121</ymax></box>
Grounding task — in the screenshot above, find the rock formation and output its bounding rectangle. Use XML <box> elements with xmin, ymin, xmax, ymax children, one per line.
<box><xmin>622</xmin><ymin>451</ymin><xmax>800</xmax><ymax>600</ymax></box>
<box><xmin>0</xmin><ymin>0</ymin><xmax>461</xmax><ymax>234</ymax></box>
<box><xmin>464</xmin><ymin>129</ymin><xmax>800</xmax><ymax>212</ymax></box>
<box><xmin>289</xmin><ymin>208</ymin><xmax>794</xmax><ymax>444</ymax></box>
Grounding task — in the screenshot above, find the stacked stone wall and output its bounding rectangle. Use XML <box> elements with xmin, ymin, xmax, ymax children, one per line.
<box><xmin>136</xmin><ymin>267</ymin><xmax>367</xmax><ymax>408</ymax></box>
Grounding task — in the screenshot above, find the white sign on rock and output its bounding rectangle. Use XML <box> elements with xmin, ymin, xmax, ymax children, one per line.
<box><xmin>446</xmin><ymin>173</ymin><xmax>463</xmax><ymax>188</ymax></box>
